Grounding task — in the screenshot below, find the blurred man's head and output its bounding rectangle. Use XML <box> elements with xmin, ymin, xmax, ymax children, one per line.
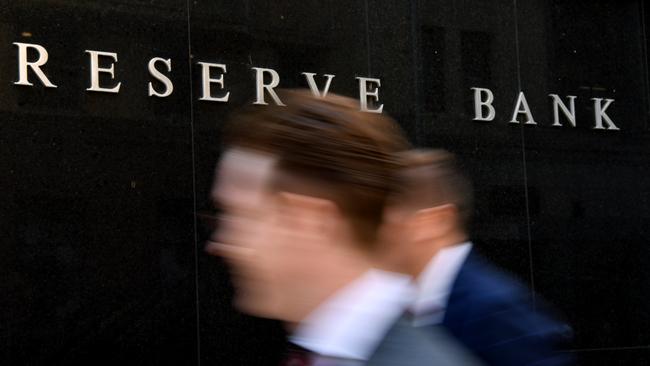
<box><xmin>379</xmin><ymin>149</ymin><xmax>473</xmax><ymax>276</ymax></box>
<box><xmin>209</xmin><ymin>90</ymin><xmax>409</xmax><ymax>321</ymax></box>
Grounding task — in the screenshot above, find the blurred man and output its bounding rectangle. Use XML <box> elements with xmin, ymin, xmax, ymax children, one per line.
<box><xmin>379</xmin><ymin>149</ymin><xmax>573</xmax><ymax>366</ymax></box>
<box><xmin>206</xmin><ymin>91</ymin><xmax>482</xmax><ymax>365</ymax></box>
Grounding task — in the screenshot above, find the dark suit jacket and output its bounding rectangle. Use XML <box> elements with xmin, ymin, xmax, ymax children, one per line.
<box><xmin>441</xmin><ymin>250</ymin><xmax>574</xmax><ymax>366</ymax></box>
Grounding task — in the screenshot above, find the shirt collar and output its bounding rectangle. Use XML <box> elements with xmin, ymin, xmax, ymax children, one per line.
<box><xmin>411</xmin><ymin>242</ymin><xmax>472</xmax><ymax>326</ymax></box>
<box><xmin>290</xmin><ymin>269</ymin><xmax>415</xmax><ymax>361</ymax></box>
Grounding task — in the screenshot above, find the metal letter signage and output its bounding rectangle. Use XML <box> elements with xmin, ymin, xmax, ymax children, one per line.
<box><xmin>510</xmin><ymin>91</ymin><xmax>537</xmax><ymax>125</ymax></box>
<box><xmin>198</xmin><ymin>62</ymin><xmax>229</xmax><ymax>102</ymax></box>
<box><xmin>549</xmin><ymin>94</ymin><xmax>577</xmax><ymax>127</ymax></box>
<box><xmin>356</xmin><ymin>77</ymin><xmax>383</xmax><ymax>113</ymax></box>
<box><xmin>471</xmin><ymin>88</ymin><xmax>618</xmax><ymax>130</ymax></box>
<box><xmin>7</xmin><ymin>41</ymin><xmax>622</xmax><ymax>131</ymax></box>
<box><xmin>591</xmin><ymin>98</ymin><xmax>619</xmax><ymax>130</ymax></box>
<box><xmin>252</xmin><ymin>67</ymin><xmax>285</xmax><ymax>106</ymax></box>
<box><xmin>148</xmin><ymin>57</ymin><xmax>174</xmax><ymax>98</ymax></box>
<box><xmin>471</xmin><ymin>87</ymin><xmax>495</xmax><ymax>121</ymax></box>
<box><xmin>85</xmin><ymin>50</ymin><xmax>121</xmax><ymax>93</ymax></box>
<box><xmin>302</xmin><ymin>72</ymin><xmax>335</xmax><ymax>98</ymax></box>
<box><xmin>13</xmin><ymin>42</ymin><xmax>57</xmax><ymax>88</ymax></box>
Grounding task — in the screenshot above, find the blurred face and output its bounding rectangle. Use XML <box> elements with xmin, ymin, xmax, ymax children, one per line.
<box><xmin>377</xmin><ymin>183</ymin><xmax>463</xmax><ymax>276</ymax></box>
<box><xmin>210</xmin><ymin>148</ymin><xmax>346</xmax><ymax>321</ymax></box>
<box><xmin>209</xmin><ymin>148</ymin><xmax>280</xmax><ymax>316</ymax></box>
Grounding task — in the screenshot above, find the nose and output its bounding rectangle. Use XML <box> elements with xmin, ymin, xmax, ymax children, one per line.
<box><xmin>205</xmin><ymin>240</ymin><xmax>254</xmax><ymax>261</ymax></box>
<box><xmin>205</xmin><ymin>213</ymin><xmax>249</xmax><ymax>257</ymax></box>
<box><xmin>214</xmin><ymin>213</ymin><xmax>237</xmax><ymax>245</ymax></box>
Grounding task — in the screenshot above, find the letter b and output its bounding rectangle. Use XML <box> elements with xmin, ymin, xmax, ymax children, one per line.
<box><xmin>471</xmin><ymin>87</ymin><xmax>495</xmax><ymax>121</ymax></box>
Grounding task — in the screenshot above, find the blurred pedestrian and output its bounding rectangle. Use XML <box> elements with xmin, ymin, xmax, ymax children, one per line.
<box><xmin>206</xmin><ymin>91</ymin><xmax>482</xmax><ymax>365</ymax></box>
<box><xmin>378</xmin><ymin>149</ymin><xmax>574</xmax><ymax>366</ymax></box>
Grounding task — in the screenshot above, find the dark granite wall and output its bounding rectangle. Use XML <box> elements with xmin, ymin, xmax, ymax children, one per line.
<box><xmin>1</xmin><ymin>1</ymin><xmax>648</xmax><ymax>365</ymax></box>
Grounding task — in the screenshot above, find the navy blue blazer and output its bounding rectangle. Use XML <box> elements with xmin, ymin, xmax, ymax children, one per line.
<box><xmin>441</xmin><ymin>249</ymin><xmax>574</xmax><ymax>366</ymax></box>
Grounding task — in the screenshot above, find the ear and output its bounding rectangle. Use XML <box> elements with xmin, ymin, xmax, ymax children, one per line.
<box><xmin>409</xmin><ymin>203</ymin><xmax>459</xmax><ymax>243</ymax></box>
<box><xmin>276</xmin><ymin>192</ymin><xmax>340</xmax><ymax>233</ymax></box>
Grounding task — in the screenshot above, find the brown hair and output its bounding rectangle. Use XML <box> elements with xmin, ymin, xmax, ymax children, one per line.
<box><xmin>224</xmin><ymin>89</ymin><xmax>410</xmax><ymax>247</ymax></box>
<box><xmin>394</xmin><ymin>149</ymin><xmax>474</xmax><ymax>230</ymax></box>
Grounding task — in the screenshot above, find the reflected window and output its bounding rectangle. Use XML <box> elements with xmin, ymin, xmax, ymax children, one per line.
<box><xmin>461</xmin><ymin>30</ymin><xmax>492</xmax><ymax>116</ymax></box>
<box><xmin>419</xmin><ymin>26</ymin><xmax>445</xmax><ymax>113</ymax></box>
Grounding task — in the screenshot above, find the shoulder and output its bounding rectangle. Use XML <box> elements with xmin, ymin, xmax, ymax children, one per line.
<box><xmin>443</xmin><ymin>250</ymin><xmax>573</xmax><ymax>366</ymax></box>
<box><xmin>448</xmin><ymin>251</ymin><xmax>564</xmax><ymax>327</ymax></box>
<box><xmin>448</xmin><ymin>251</ymin><xmax>531</xmax><ymax>312</ymax></box>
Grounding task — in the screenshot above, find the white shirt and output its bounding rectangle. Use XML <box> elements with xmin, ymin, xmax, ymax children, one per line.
<box><xmin>291</xmin><ymin>269</ymin><xmax>415</xmax><ymax>361</ymax></box>
<box><xmin>411</xmin><ymin>242</ymin><xmax>473</xmax><ymax>326</ymax></box>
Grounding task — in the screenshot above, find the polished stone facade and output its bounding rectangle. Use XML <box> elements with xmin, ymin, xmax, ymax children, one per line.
<box><xmin>1</xmin><ymin>1</ymin><xmax>649</xmax><ymax>365</ymax></box>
